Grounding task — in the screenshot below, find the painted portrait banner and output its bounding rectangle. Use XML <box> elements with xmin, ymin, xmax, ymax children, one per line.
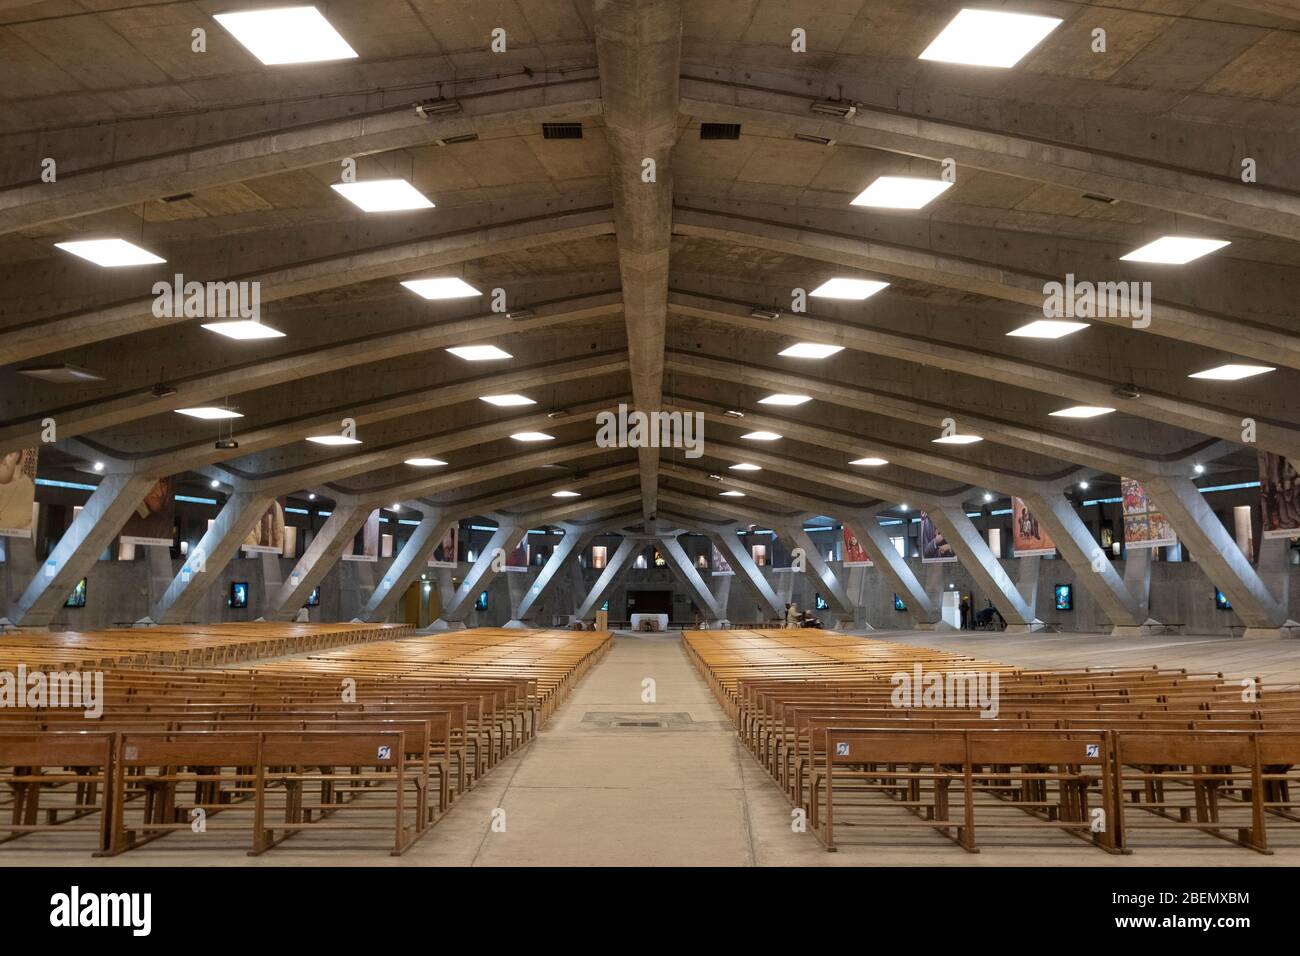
<box><xmin>1259</xmin><ymin>452</ymin><xmax>1300</xmax><ymax>540</ymax></box>
<box><xmin>1011</xmin><ymin>497</ymin><xmax>1055</xmax><ymax>557</ymax></box>
<box><xmin>1120</xmin><ymin>478</ymin><xmax>1177</xmax><ymax>550</ymax></box>
<box><xmin>710</xmin><ymin>544</ymin><xmax>734</xmax><ymax>575</ymax></box>
<box><xmin>342</xmin><ymin>509</ymin><xmax>380</xmax><ymax>562</ymax></box>
<box><xmin>502</xmin><ymin>538</ymin><xmax>529</xmax><ymax>572</ymax></box>
<box><xmin>842</xmin><ymin>527</ymin><xmax>873</xmax><ymax>567</ymax></box>
<box><xmin>427</xmin><ymin>525</ymin><xmax>459</xmax><ymax>568</ymax></box>
<box><xmin>0</xmin><ymin>448</ymin><xmax>38</xmax><ymax>538</ymax></box>
<box><xmin>242</xmin><ymin>497</ymin><xmax>287</xmax><ymax>554</ymax></box>
<box><xmin>919</xmin><ymin>512</ymin><xmax>957</xmax><ymax>564</ymax></box>
<box><xmin>120</xmin><ymin>477</ymin><xmax>175</xmax><ymax>547</ymax></box>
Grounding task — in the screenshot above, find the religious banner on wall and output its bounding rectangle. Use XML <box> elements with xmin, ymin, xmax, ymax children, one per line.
<box><xmin>427</xmin><ymin>525</ymin><xmax>459</xmax><ymax>568</ymax></box>
<box><xmin>1259</xmin><ymin>452</ymin><xmax>1300</xmax><ymax>540</ymax></box>
<box><xmin>0</xmin><ymin>448</ymin><xmax>38</xmax><ymax>538</ymax></box>
<box><xmin>710</xmin><ymin>544</ymin><xmax>734</xmax><ymax>575</ymax></box>
<box><xmin>1120</xmin><ymin>478</ymin><xmax>1177</xmax><ymax>550</ymax></box>
<box><xmin>242</xmin><ymin>497</ymin><xmax>287</xmax><ymax>554</ymax></box>
<box><xmin>502</xmin><ymin>538</ymin><xmax>529</xmax><ymax>572</ymax></box>
<box><xmin>842</xmin><ymin>527</ymin><xmax>873</xmax><ymax>567</ymax></box>
<box><xmin>342</xmin><ymin>509</ymin><xmax>379</xmax><ymax>562</ymax></box>
<box><xmin>919</xmin><ymin>512</ymin><xmax>957</xmax><ymax>563</ymax></box>
<box><xmin>120</xmin><ymin>477</ymin><xmax>175</xmax><ymax>547</ymax></box>
<box><xmin>1011</xmin><ymin>497</ymin><xmax>1055</xmax><ymax>557</ymax></box>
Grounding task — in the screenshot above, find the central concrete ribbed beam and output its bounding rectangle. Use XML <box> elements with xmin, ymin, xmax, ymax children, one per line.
<box><xmin>595</xmin><ymin>0</ymin><xmax>682</xmax><ymax>522</ymax></box>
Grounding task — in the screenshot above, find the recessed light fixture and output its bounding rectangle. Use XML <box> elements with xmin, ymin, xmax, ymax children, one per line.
<box><xmin>933</xmin><ymin>434</ymin><xmax>983</xmax><ymax>445</ymax></box>
<box><xmin>404</xmin><ymin>457</ymin><xmax>447</xmax><ymax>467</ymax></box>
<box><xmin>480</xmin><ymin>394</ymin><xmax>535</xmax><ymax>407</ymax></box>
<box><xmin>447</xmin><ymin>345</ymin><xmax>512</xmax><ymax>361</ymax></box>
<box><xmin>1189</xmin><ymin>364</ymin><xmax>1275</xmax><ymax>381</ymax></box>
<box><xmin>809</xmin><ymin>277</ymin><xmax>889</xmax><ymax>300</ymax></box>
<box><xmin>779</xmin><ymin>342</ymin><xmax>844</xmax><ymax>359</ymax></box>
<box><xmin>851</xmin><ymin>176</ymin><xmax>953</xmax><ymax>209</ymax></box>
<box><xmin>202</xmin><ymin>320</ymin><xmax>285</xmax><ymax>340</ymax></box>
<box><xmin>983</xmin><ymin>492</ymin><xmax>993</xmax><ymax>503</ymax></box>
<box><xmin>729</xmin><ymin>463</ymin><xmax>762</xmax><ymax>471</ymax></box>
<box><xmin>1194</xmin><ymin>464</ymin><xmax>1205</xmax><ymax>475</ymax></box>
<box><xmin>92</xmin><ymin>461</ymin><xmax>105</xmax><ymax>472</ymax></box>
<box><xmin>1050</xmin><ymin>405</ymin><xmax>1115</xmax><ymax>419</ymax></box>
<box><xmin>308</xmin><ymin>493</ymin><xmax>316</xmax><ymax>501</ymax></box>
<box><xmin>511</xmin><ymin>432</ymin><xmax>553</xmax><ymax>442</ymax></box>
<box><xmin>850</xmin><ymin>457</ymin><xmax>889</xmax><ymax>466</ymax></box>
<box><xmin>720</xmin><ymin>490</ymin><xmax>746</xmax><ymax>497</ymax></box>
<box><xmin>175</xmin><ymin>407</ymin><xmax>244</xmax><ymax>420</ymax></box>
<box><xmin>330</xmin><ymin>179</ymin><xmax>433</xmax><ymax>212</ymax></box>
<box><xmin>210</xmin><ymin>479</ymin><xmax>220</xmax><ymax>489</ymax></box>
<box><xmin>401</xmin><ymin>277</ymin><xmax>482</xmax><ymax>300</ymax></box>
<box><xmin>17</xmin><ymin>363</ymin><xmax>105</xmax><ymax>383</ymax></box>
<box><xmin>742</xmin><ymin>431</ymin><xmax>782</xmax><ymax>441</ymax></box>
<box><xmin>1121</xmin><ymin>236</ymin><xmax>1230</xmax><ymax>265</ymax></box>
<box><xmin>213</xmin><ymin>6</ymin><xmax>358</xmax><ymax>65</ymax></box>
<box><xmin>919</xmin><ymin>8</ymin><xmax>1063</xmax><ymax>69</ymax></box>
<box><xmin>552</xmin><ymin>490</ymin><xmax>581</xmax><ymax>498</ymax></box>
<box><xmin>306</xmin><ymin>435</ymin><xmax>362</xmax><ymax>446</ymax></box>
<box><xmin>55</xmin><ymin>238</ymin><xmax>165</xmax><ymax>267</ymax></box>
<box><xmin>758</xmin><ymin>394</ymin><xmax>812</xmax><ymax>406</ymax></box>
<box><xmin>1078</xmin><ymin>481</ymin><xmax>1089</xmax><ymax>491</ymax></box>
<box><xmin>899</xmin><ymin>504</ymin><xmax>909</xmax><ymax>511</ymax></box>
<box><xmin>1007</xmin><ymin>320</ymin><xmax>1088</xmax><ymax>339</ymax></box>
<box><xmin>391</xmin><ymin>504</ymin><xmax>402</xmax><ymax>511</ymax></box>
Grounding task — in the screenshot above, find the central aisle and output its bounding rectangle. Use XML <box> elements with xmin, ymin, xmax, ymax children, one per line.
<box><xmin>411</xmin><ymin>630</ymin><xmax>812</xmax><ymax>867</ymax></box>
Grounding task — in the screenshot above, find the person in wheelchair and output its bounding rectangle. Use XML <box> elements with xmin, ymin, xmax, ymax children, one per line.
<box><xmin>973</xmin><ymin>600</ymin><xmax>1006</xmax><ymax>631</ymax></box>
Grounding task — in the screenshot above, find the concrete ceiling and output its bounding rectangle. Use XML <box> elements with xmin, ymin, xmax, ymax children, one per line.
<box><xmin>1</xmin><ymin>0</ymin><xmax>1297</xmax><ymax>531</ymax></box>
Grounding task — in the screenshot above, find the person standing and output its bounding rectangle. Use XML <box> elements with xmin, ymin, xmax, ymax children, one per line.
<box><xmin>960</xmin><ymin>593</ymin><xmax>972</xmax><ymax>630</ymax></box>
<box><xmin>786</xmin><ymin>602</ymin><xmax>799</xmax><ymax>629</ymax></box>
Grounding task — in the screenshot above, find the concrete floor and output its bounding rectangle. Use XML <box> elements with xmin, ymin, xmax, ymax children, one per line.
<box><xmin>6</xmin><ymin>628</ymin><xmax>1300</xmax><ymax>867</ymax></box>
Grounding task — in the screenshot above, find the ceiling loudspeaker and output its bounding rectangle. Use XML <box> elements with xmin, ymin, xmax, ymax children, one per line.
<box><xmin>1112</xmin><ymin>385</ymin><xmax>1142</xmax><ymax>400</ymax></box>
<box><xmin>215</xmin><ymin>439</ymin><xmax>240</xmax><ymax>450</ymax></box>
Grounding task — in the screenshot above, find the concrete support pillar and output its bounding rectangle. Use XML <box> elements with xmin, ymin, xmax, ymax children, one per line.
<box><xmin>439</xmin><ymin>526</ymin><xmax>526</xmax><ymax>623</ymax></box>
<box><xmin>842</xmin><ymin>514</ymin><xmax>942</xmax><ymax>627</ymax></box>
<box><xmin>266</xmin><ymin>502</ymin><xmax>371</xmax><ymax>621</ymax></box>
<box><xmin>926</xmin><ymin>505</ymin><xmax>1040</xmax><ymax>631</ymax></box>
<box><xmin>709</xmin><ymin>528</ymin><xmax>782</xmax><ymax>618</ymax></box>
<box><xmin>1142</xmin><ymin>475</ymin><xmax>1291</xmax><ymax>636</ymax></box>
<box><xmin>8</xmin><ymin>472</ymin><xmax>157</xmax><ymax>627</ymax></box>
<box><xmin>576</xmin><ymin>538</ymin><xmax>637</xmax><ymax>620</ymax></box>
<box><xmin>1019</xmin><ymin>489</ymin><xmax>1146</xmax><ymax>634</ymax></box>
<box><xmin>361</xmin><ymin>511</ymin><xmax>455</xmax><ymax>623</ymax></box>
<box><xmin>512</xmin><ymin>527</ymin><xmax>591</xmax><ymax>623</ymax></box>
<box><xmin>776</xmin><ymin>524</ymin><xmax>855</xmax><ymax>617</ymax></box>
<box><xmin>658</xmin><ymin>534</ymin><xmax>725</xmax><ymax>622</ymax></box>
<box><xmin>151</xmin><ymin>490</ymin><xmax>276</xmax><ymax>624</ymax></box>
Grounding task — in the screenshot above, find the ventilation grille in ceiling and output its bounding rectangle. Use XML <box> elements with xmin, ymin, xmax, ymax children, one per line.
<box><xmin>700</xmin><ymin>123</ymin><xmax>741</xmax><ymax>140</ymax></box>
<box><xmin>543</xmin><ymin>123</ymin><xmax>584</xmax><ymax>139</ymax></box>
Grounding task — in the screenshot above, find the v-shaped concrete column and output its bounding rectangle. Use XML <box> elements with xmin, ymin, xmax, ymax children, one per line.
<box><xmin>775</xmin><ymin>524</ymin><xmax>855</xmax><ymax>617</ymax></box>
<box><xmin>924</xmin><ymin>504</ymin><xmax>1041</xmax><ymax>631</ymax></box>
<box><xmin>842</xmin><ymin>514</ymin><xmax>942</xmax><ymax>628</ymax></box>
<box><xmin>151</xmin><ymin>489</ymin><xmax>277</xmax><ymax>624</ymax></box>
<box><xmin>360</xmin><ymin>510</ymin><xmax>456</xmax><ymax>623</ymax></box>
<box><xmin>1142</xmin><ymin>474</ymin><xmax>1291</xmax><ymax>636</ymax></box>
<box><xmin>511</xmin><ymin>527</ymin><xmax>592</xmax><ymax>623</ymax></box>
<box><xmin>1017</xmin><ymin>489</ymin><xmax>1146</xmax><ymax>634</ymax></box>
<box><xmin>708</xmin><ymin>527</ymin><xmax>783</xmax><ymax>618</ymax></box>
<box><xmin>439</xmin><ymin>525</ymin><xmax>527</xmax><ymax>623</ymax></box>
<box><xmin>7</xmin><ymin>470</ymin><xmax>158</xmax><ymax>626</ymax></box>
<box><xmin>265</xmin><ymin>501</ymin><xmax>371</xmax><ymax>621</ymax></box>
<box><xmin>658</xmin><ymin>534</ymin><xmax>725</xmax><ymax>622</ymax></box>
<box><xmin>575</xmin><ymin>537</ymin><xmax>637</xmax><ymax>620</ymax></box>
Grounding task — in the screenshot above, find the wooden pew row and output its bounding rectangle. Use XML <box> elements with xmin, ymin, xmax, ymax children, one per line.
<box><xmin>0</xmin><ymin>627</ymin><xmax>612</xmax><ymax>857</ymax></box>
